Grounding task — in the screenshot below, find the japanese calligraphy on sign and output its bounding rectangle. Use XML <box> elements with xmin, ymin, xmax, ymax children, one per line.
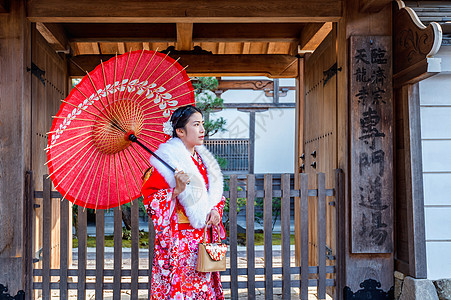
<box><xmin>350</xmin><ymin>36</ymin><xmax>393</xmax><ymax>253</ymax></box>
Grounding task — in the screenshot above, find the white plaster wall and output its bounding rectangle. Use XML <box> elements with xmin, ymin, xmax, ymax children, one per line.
<box><xmin>209</xmin><ymin>77</ymin><xmax>295</xmax><ymax>174</ymax></box>
<box><xmin>254</xmin><ymin>109</ymin><xmax>295</xmax><ymax>173</ymax></box>
<box><xmin>419</xmin><ymin>46</ymin><xmax>451</xmax><ymax>279</ymax></box>
<box><xmin>211</xmin><ymin>108</ymin><xmax>250</xmax><ymax>139</ymax></box>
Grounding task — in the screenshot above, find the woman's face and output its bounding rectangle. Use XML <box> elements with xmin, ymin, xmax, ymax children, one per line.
<box><xmin>176</xmin><ymin>112</ymin><xmax>205</xmax><ymax>148</ymax></box>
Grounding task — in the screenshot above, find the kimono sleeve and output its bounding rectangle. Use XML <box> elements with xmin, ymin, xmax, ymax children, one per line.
<box><xmin>212</xmin><ymin>196</ymin><xmax>227</xmax><ymax>239</ymax></box>
<box><xmin>213</xmin><ymin>196</ymin><xmax>226</xmax><ymax>219</ymax></box>
<box><xmin>141</xmin><ymin>167</ymin><xmax>170</xmax><ymax>204</ymax></box>
<box><xmin>141</xmin><ymin>168</ymin><xmax>174</xmax><ymax>231</ymax></box>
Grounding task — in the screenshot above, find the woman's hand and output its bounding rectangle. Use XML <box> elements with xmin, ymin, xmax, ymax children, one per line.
<box><xmin>172</xmin><ymin>170</ymin><xmax>190</xmax><ymax>199</ymax></box>
<box><xmin>206</xmin><ymin>209</ymin><xmax>221</xmax><ymax>227</ymax></box>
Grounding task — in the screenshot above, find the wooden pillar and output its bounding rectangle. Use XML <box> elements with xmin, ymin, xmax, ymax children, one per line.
<box><xmin>238</xmin><ymin>108</ymin><xmax>268</xmax><ymax>174</ymax></box>
<box><xmin>294</xmin><ymin>57</ymin><xmax>305</xmax><ymax>265</ymax></box>
<box><xmin>401</xmin><ymin>83</ymin><xmax>427</xmax><ymax>278</ymax></box>
<box><xmin>249</xmin><ymin>111</ymin><xmax>255</xmax><ymax>174</ymax></box>
<box><xmin>336</xmin><ymin>0</ymin><xmax>394</xmax><ymax>298</ymax></box>
<box><xmin>0</xmin><ymin>0</ymin><xmax>32</xmax><ymax>296</ymax></box>
<box><xmin>273</xmin><ymin>79</ymin><xmax>280</xmax><ymax>104</ymax></box>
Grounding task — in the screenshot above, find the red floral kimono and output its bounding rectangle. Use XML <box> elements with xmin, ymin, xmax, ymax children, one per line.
<box><xmin>142</xmin><ymin>138</ymin><xmax>226</xmax><ymax>300</ymax></box>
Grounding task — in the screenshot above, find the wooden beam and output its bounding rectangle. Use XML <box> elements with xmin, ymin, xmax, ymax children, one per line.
<box><xmin>27</xmin><ymin>0</ymin><xmax>342</xmax><ymax>23</ymax></box>
<box><xmin>242</xmin><ymin>42</ymin><xmax>251</xmax><ymax>54</ymax></box>
<box><xmin>64</xmin><ymin>23</ymin><xmax>176</xmax><ymax>43</ymax></box>
<box><xmin>360</xmin><ymin>0</ymin><xmax>391</xmax><ymax>13</ymax></box>
<box><xmin>299</xmin><ymin>22</ymin><xmax>333</xmax><ymax>52</ymax></box>
<box><xmin>64</xmin><ymin>23</ymin><xmax>305</xmax><ymax>44</ymax></box>
<box><xmin>75</xmin><ymin>42</ymin><xmax>100</xmax><ymax>55</ymax></box>
<box><xmin>217</xmin><ymin>80</ymin><xmax>274</xmax><ymax>91</ymax></box>
<box><xmin>0</xmin><ymin>0</ymin><xmax>9</xmax><ymax>13</ymax></box>
<box><xmin>213</xmin><ymin>79</ymin><xmax>296</xmax><ymax>97</ymax></box>
<box><xmin>250</xmin><ymin>42</ymin><xmax>269</xmax><ymax>54</ymax></box>
<box><xmin>393</xmin><ymin>58</ymin><xmax>440</xmax><ymax>88</ymax></box>
<box><xmin>176</xmin><ymin>23</ymin><xmax>193</xmax><ymax>51</ymax></box>
<box><xmin>299</xmin><ymin>23</ymin><xmax>323</xmax><ymax>49</ymax></box>
<box><xmin>217</xmin><ymin>43</ymin><xmax>226</xmax><ymax>54</ymax></box>
<box><xmin>185</xmin><ymin>53</ymin><xmax>298</xmax><ymax>78</ymax></box>
<box><xmin>68</xmin><ymin>54</ymin><xmax>299</xmax><ymax>78</ymax></box>
<box><xmin>198</xmin><ymin>42</ymin><xmax>217</xmax><ymax>54</ymax></box>
<box><xmin>225</xmin><ymin>42</ymin><xmax>243</xmax><ymax>54</ymax></box>
<box><xmin>118</xmin><ymin>42</ymin><xmax>126</xmax><ymax>54</ymax></box>
<box><xmin>36</xmin><ymin>22</ymin><xmax>69</xmax><ymax>52</ymax></box>
<box><xmin>224</xmin><ymin>103</ymin><xmax>295</xmax><ymax>109</ymax></box>
<box><xmin>193</xmin><ymin>23</ymin><xmax>303</xmax><ymax>42</ymax></box>
<box><xmin>71</xmin><ymin>37</ymin><xmax>174</xmax><ymax>43</ymax></box>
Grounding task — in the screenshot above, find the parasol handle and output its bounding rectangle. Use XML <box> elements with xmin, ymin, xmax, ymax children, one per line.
<box><xmin>128</xmin><ymin>134</ymin><xmax>176</xmax><ymax>173</ymax></box>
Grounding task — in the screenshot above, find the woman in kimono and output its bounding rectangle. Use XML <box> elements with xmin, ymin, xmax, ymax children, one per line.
<box><xmin>141</xmin><ymin>105</ymin><xmax>226</xmax><ymax>300</ymax></box>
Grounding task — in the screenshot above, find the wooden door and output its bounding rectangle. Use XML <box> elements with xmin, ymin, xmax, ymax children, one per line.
<box><xmin>31</xmin><ymin>25</ymin><xmax>69</xmax><ymax>273</ymax></box>
<box><xmin>302</xmin><ymin>28</ymin><xmax>338</xmax><ymax>285</ymax></box>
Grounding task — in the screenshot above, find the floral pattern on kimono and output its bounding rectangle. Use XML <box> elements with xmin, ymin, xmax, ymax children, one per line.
<box><xmin>143</xmin><ymin>154</ymin><xmax>225</xmax><ymax>300</ymax></box>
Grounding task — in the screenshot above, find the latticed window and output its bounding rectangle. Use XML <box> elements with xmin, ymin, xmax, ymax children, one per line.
<box><xmin>204</xmin><ymin>139</ymin><xmax>249</xmax><ymax>172</ymax></box>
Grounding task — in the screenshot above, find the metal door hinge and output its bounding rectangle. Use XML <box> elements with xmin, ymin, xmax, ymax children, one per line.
<box><xmin>323</xmin><ymin>63</ymin><xmax>342</xmax><ymax>86</ymax></box>
<box><xmin>27</xmin><ymin>62</ymin><xmax>46</xmax><ymax>86</ymax></box>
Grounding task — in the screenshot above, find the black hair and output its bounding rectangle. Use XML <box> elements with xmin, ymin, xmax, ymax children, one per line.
<box><xmin>170</xmin><ymin>105</ymin><xmax>203</xmax><ymax>138</ymax></box>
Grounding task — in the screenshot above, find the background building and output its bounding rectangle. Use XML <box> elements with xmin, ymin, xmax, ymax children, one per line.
<box><xmin>406</xmin><ymin>1</ymin><xmax>451</xmax><ymax>281</ymax></box>
<box><xmin>210</xmin><ymin>76</ymin><xmax>296</xmax><ymax>174</ymax></box>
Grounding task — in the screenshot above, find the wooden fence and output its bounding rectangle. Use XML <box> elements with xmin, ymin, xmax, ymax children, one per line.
<box><xmin>32</xmin><ymin>170</ymin><xmax>343</xmax><ymax>300</ymax></box>
<box><xmin>204</xmin><ymin>139</ymin><xmax>249</xmax><ymax>172</ymax></box>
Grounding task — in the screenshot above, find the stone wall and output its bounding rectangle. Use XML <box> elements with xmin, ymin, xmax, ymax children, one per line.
<box><xmin>395</xmin><ymin>271</ymin><xmax>451</xmax><ymax>300</ymax></box>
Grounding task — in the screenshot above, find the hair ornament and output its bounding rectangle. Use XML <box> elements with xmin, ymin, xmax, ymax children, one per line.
<box><xmin>162</xmin><ymin>120</ymin><xmax>173</xmax><ymax>136</ymax></box>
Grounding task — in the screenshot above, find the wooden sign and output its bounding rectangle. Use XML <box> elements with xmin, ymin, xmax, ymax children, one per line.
<box><xmin>350</xmin><ymin>36</ymin><xmax>393</xmax><ymax>253</ymax></box>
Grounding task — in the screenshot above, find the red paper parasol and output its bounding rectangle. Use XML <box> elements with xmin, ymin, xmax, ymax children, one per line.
<box><xmin>46</xmin><ymin>50</ymin><xmax>194</xmax><ymax>209</ymax></box>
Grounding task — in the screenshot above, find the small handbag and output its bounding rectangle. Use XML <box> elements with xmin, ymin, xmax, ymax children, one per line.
<box><xmin>196</xmin><ymin>225</ymin><xmax>227</xmax><ymax>272</ymax></box>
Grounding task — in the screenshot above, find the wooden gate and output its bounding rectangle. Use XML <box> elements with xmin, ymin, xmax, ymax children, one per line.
<box><xmin>31</xmin><ymin>171</ymin><xmax>342</xmax><ymax>299</ymax></box>
<box><xmin>298</xmin><ymin>26</ymin><xmax>339</xmax><ymax>298</ymax></box>
<box><xmin>29</xmin><ymin>24</ymin><xmax>69</xmax><ymax>299</ymax></box>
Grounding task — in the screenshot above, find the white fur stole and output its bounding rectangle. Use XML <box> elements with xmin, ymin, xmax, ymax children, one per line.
<box><xmin>149</xmin><ymin>137</ymin><xmax>224</xmax><ymax>229</ymax></box>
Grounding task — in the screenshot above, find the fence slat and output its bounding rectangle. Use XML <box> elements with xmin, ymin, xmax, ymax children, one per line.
<box><xmin>131</xmin><ymin>200</ymin><xmax>139</xmax><ymax>300</ymax></box>
<box><xmin>229</xmin><ymin>174</ymin><xmax>238</xmax><ymax>299</ymax></box>
<box><xmin>264</xmin><ymin>174</ymin><xmax>273</xmax><ymax>300</ymax></box>
<box><xmin>281</xmin><ymin>174</ymin><xmax>291</xmax><ymax>299</ymax></box>
<box><xmin>148</xmin><ymin>212</ymin><xmax>155</xmax><ymax>300</ymax></box>
<box><xmin>336</xmin><ymin>169</ymin><xmax>345</xmax><ymax>298</ymax></box>
<box><xmin>317</xmin><ymin>173</ymin><xmax>326</xmax><ymax>299</ymax></box>
<box><xmin>95</xmin><ymin>209</ymin><xmax>105</xmax><ymax>300</ymax></box>
<box><xmin>300</xmin><ymin>173</ymin><xmax>309</xmax><ymax>300</ymax></box>
<box><xmin>42</xmin><ymin>176</ymin><xmax>52</xmax><ymax>300</ymax></box>
<box><xmin>113</xmin><ymin>206</ymin><xmax>122</xmax><ymax>300</ymax></box>
<box><xmin>246</xmin><ymin>175</ymin><xmax>256</xmax><ymax>300</ymax></box>
<box><xmin>60</xmin><ymin>198</ymin><xmax>69</xmax><ymax>300</ymax></box>
<box><xmin>78</xmin><ymin>205</ymin><xmax>87</xmax><ymax>300</ymax></box>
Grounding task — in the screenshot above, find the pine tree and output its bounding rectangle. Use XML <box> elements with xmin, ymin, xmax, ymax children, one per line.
<box><xmin>193</xmin><ymin>77</ymin><xmax>227</xmax><ymax>138</ymax></box>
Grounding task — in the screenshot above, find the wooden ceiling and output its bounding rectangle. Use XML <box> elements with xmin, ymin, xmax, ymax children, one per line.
<box><xmin>28</xmin><ymin>0</ymin><xmax>339</xmax><ymax>77</ymax></box>
<box><xmin>69</xmin><ymin>23</ymin><xmax>302</xmax><ymax>56</ymax></box>
<box><xmin>74</xmin><ymin>41</ymin><xmax>293</xmax><ymax>56</ymax></box>
<box><xmin>39</xmin><ymin>22</ymin><xmax>334</xmax><ymax>56</ymax></box>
